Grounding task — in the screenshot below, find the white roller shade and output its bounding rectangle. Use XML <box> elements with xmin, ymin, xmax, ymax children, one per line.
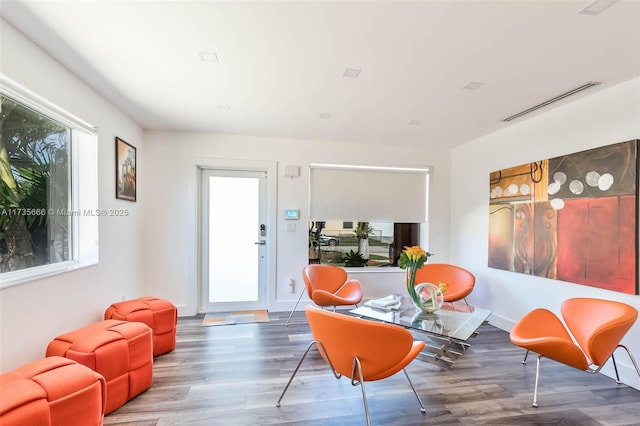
<box><xmin>309</xmin><ymin>164</ymin><xmax>429</xmax><ymax>222</ymax></box>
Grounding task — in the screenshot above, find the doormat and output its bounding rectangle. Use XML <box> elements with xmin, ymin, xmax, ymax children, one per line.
<box><xmin>202</xmin><ymin>310</ymin><xmax>270</xmax><ymax>326</ymax></box>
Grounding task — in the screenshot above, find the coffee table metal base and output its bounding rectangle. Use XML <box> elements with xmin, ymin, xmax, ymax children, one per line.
<box><xmin>410</xmin><ymin>325</ymin><xmax>485</xmax><ymax>368</ymax></box>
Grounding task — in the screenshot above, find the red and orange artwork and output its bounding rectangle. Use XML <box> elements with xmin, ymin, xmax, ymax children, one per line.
<box><xmin>488</xmin><ymin>139</ymin><xmax>638</xmax><ymax>295</ymax></box>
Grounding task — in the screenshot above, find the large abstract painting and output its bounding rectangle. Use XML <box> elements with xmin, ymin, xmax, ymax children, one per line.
<box><xmin>488</xmin><ymin>139</ymin><xmax>639</xmax><ymax>295</ymax></box>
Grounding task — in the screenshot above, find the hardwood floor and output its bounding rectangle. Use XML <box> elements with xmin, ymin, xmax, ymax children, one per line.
<box><xmin>104</xmin><ymin>311</ymin><xmax>640</xmax><ymax>425</ymax></box>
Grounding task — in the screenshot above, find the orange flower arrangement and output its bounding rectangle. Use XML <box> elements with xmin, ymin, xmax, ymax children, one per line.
<box><xmin>398</xmin><ymin>246</ymin><xmax>433</xmax><ymax>302</ymax></box>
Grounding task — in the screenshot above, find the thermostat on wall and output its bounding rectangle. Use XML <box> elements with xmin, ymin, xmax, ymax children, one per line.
<box><xmin>284</xmin><ymin>209</ymin><xmax>299</xmax><ymax>220</ymax></box>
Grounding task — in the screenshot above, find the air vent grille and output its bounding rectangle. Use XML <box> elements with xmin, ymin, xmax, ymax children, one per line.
<box><xmin>502</xmin><ymin>82</ymin><xmax>601</xmax><ymax>122</ymax></box>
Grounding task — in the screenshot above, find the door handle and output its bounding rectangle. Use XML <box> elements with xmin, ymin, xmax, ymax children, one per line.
<box><xmin>254</xmin><ymin>240</ymin><xmax>266</xmax><ymax>245</ymax></box>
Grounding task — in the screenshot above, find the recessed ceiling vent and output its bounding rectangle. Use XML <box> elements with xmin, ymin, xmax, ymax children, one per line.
<box><xmin>502</xmin><ymin>81</ymin><xmax>601</xmax><ymax>122</ymax></box>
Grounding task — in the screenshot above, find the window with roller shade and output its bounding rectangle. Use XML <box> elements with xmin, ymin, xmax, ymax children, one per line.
<box><xmin>309</xmin><ymin>164</ymin><xmax>430</xmax><ymax>267</ymax></box>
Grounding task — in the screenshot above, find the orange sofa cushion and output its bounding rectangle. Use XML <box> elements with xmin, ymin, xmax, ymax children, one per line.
<box><xmin>104</xmin><ymin>296</ymin><xmax>177</xmax><ymax>356</ymax></box>
<box><xmin>46</xmin><ymin>319</ymin><xmax>153</xmax><ymax>414</ymax></box>
<box><xmin>0</xmin><ymin>356</ymin><xmax>105</xmax><ymax>426</ymax></box>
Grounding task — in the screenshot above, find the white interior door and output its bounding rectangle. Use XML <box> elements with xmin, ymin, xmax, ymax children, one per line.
<box><xmin>200</xmin><ymin>169</ymin><xmax>267</xmax><ymax>312</ymax></box>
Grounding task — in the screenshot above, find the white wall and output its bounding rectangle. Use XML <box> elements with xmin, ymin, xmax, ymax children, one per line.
<box><xmin>451</xmin><ymin>77</ymin><xmax>640</xmax><ymax>389</ymax></box>
<box><xmin>142</xmin><ymin>130</ymin><xmax>452</xmax><ymax>315</ymax></box>
<box><xmin>0</xmin><ymin>20</ymin><xmax>146</xmax><ymax>372</ymax></box>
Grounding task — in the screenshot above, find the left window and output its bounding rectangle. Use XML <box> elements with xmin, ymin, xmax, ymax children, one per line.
<box><xmin>1</xmin><ymin>75</ymin><xmax>98</xmax><ymax>287</ymax></box>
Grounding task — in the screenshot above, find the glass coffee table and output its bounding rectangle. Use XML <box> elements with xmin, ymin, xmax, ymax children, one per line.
<box><xmin>350</xmin><ymin>295</ymin><xmax>492</xmax><ymax>368</ymax></box>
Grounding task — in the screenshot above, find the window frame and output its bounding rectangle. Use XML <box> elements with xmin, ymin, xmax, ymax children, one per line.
<box><xmin>308</xmin><ymin>163</ymin><xmax>431</xmax><ymax>270</ymax></box>
<box><xmin>0</xmin><ymin>75</ymin><xmax>99</xmax><ymax>288</ymax></box>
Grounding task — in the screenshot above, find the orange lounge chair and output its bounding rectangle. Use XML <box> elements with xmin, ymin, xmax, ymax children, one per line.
<box><xmin>510</xmin><ymin>297</ymin><xmax>640</xmax><ymax>407</ymax></box>
<box><xmin>277</xmin><ymin>305</ymin><xmax>426</xmax><ymax>425</ymax></box>
<box><xmin>285</xmin><ymin>264</ymin><xmax>363</xmax><ymax>326</ymax></box>
<box><xmin>414</xmin><ymin>263</ymin><xmax>475</xmax><ymax>308</ymax></box>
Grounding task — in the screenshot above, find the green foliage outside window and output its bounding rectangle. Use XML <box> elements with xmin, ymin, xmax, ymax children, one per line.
<box><xmin>0</xmin><ymin>95</ymin><xmax>71</xmax><ymax>272</ymax></box>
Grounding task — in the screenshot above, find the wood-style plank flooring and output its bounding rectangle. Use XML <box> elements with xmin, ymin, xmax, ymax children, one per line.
<box><xmin>104</xmin><ymin>311</ymin><xmax>640</xmax><ymax>425</ymax></box>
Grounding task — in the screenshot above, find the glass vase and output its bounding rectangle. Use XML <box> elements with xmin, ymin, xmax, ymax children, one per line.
<box><xmin>410</xmin><ymin>282</ymin><xmax>444</xmax><ymax>313</ymax></box>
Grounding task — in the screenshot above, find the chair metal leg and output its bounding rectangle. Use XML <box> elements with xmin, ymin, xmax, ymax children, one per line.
<box><xmin>527</xmin><ymin>345</ymin><xmax>640</xmax><ymax>409</ymax></box>
<box><xmin>532</xmin><ymin>355</ymin><xmax>541</xmax><ymax>408</ymax></box>
<box><xmin>616</xmin><ymin>344</ymin><xmax>640</xmax><ymax>377</ymax></box>
<box><xmin>352</xmin><ymin>357</ymin><xmax>371</xmax><ymax>426</ymax></box>
<box><xmin>276</xmin><ymin>341</ymin><xmax>316</xmax><ymax>406</ymax></box>
<box><xmin>612</xmin><ymin>352</ymin><xmax>621</xmax><ymax>383</ymax></box>
<box><xmin>277</xmin><ymin>340</ymin><xmax>342</xmax><ymax>408</ymax></box>
<box><xmin>523</xmin><ymin>349</ymin><xmax>530</xmax><ymax>365</ymax></box>
<box><xmin>285</xmin><ymin>290</ymin><xmax>305</xmax><ymax>326</ymax></box>
<box><xmin>403</xmin><ymin>369</ymin><xmax>426</xmax><ymax>413</ymax></box>
<box><xmin>604</xmin><ymin>345</ymin><xmax>640</xmax><ymax>385</ymax></box>
<box><xmin>350</xmin><ymin>359</ymin><xmax>426</xmax><ymax>426</ymax></box>
<box><xmin>463</xmin><ymin>298</ymin><xmax>470</xmax><ymax>309</ymax></box>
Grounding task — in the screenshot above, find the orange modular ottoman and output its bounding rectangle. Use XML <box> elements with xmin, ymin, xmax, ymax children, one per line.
<box><xmin>104</xmin><ymin>296</ymin><xmax>177</xmax><ymax>356</ymax></box>
<box><xmin>0</xmin><ymin>356</ymin><xmax>106</xmax><ymax>426</ymax></box>
<box><xmin>45</xmin><ymin>320</ymin><xmax>153</xmax><ymax>414</ymax></box>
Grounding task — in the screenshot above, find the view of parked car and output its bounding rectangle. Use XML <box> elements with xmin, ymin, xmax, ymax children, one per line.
<box><xmin>319</xmin><ymin>235</ymin><xmax>340</xmax><ymax>246</ymax></box>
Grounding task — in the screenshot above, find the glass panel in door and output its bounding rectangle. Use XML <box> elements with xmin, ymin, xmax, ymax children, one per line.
<box><xmin>200</xmin><ymin>169</ymin><xmax>267</xmax><ymax>312</ymax></box>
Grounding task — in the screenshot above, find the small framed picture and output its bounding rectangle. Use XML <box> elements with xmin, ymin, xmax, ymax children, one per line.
<box><xmin>115</xmin><ymin>137</ymin><xmax>136</xmax><ymax>201</ymax></box>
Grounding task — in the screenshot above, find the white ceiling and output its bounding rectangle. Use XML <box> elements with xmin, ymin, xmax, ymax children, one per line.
<box><xmin>2</xmin><ymin>1</ymin><xmax>639</xmax><ymax>149</ymax></box>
